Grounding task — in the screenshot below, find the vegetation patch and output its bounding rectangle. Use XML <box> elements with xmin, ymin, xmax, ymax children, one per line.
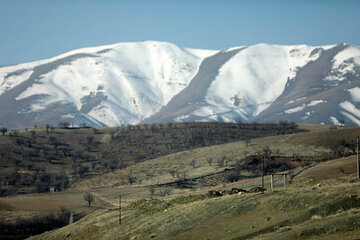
<box><xmin>169</xmin><ymin>194</ymin><xmax>207</xmax><ymax>205</ymax></box>
<box><xmin>126</xmin><ymin>198</ymin><xmax>170</xmax><ymax>216</ymax></box>
<box><xmin>320</xmin><ymin>195</ymin><xmax>360</xmax><ymax>216</ymax></box>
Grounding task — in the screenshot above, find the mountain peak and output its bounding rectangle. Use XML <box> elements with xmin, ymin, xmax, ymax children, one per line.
<box><xmin>0</xmin><ymin>42</ymin><xmax>359</xmax><ymax>129</ymax></box>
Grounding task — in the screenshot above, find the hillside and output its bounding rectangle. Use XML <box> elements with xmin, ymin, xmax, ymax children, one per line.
<box><xmin>0</xmin><ymin>124</ymin><xmax>359</xmax><ymax>239</ymax></box>
<box><xmin>0</xmin><ymin>122</ymin><xmax>301</xmax><ymax>196</ymax></box>
<box><xmin>29</xmin><ymin>157</ymin><xmax>360</xmax><ymax>240</ymax></box>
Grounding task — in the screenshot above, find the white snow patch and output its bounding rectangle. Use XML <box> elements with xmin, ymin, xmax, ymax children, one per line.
<box><xmin>287</xmin><ymin>97</ymin><xmax>307</xmax><ymax>105</ymax></box>
<box><xmin>284</xmin><ymin>104</ymin><xmax>306</xmax><ymax>114</ymax></box>
<box><xmin>339</xmin><ymin>101</ymin><xmax>360</xmax><ymax>118</ymax></box>
<box><xmin>347</xmin><ymin>87</ymin><xmax>360</xmax><ymax>102</ymax></box>
<box><xmin>341</xmin><ymin>111</ymin><xmax>360</xmax><ymax>126</ymax></box>
<box><xmin>285</xmin><ymin>45</ymin><xmax>325</xmax><ymax>80</ymax></box>
<box><xmin>174</xmin><ymin>115</ymin><xmax>190</xmax><ymax>122</ymax></box>
<box><xmin>329</xmin><ymin>116</ymin><xmax>341</xmax><ymax>125</ymax></box>
<box><xmin>307</xmin><ymin>100</ymin><xmax>326</xmax><ymax>107</ymax></box>
<box><xmin>325</xmin><ymin>46</ymin><xmax>360</xmax><ymax>81</ymax></box>
<box><xmin>0</xmin><ymin>70</ymin><xmax>33</xmax><ymax>95</ymax></box>
<box><xmin>62</xmin><ymin>114</ymin><xmax>76</xmax><ymax>119</ymax></box>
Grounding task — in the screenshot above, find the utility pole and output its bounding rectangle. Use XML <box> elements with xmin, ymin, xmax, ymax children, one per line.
<box><xmin>119</xmin><ymin>195</ymin><xmax>122</xmax><ymax>225</ymax></box>
<box><xmin>262</xmin><ymin>156</ymin><xmax>265</xmax><ymax>193</ymax></box>
<box><xmin>357</xmin><ymin>136</ymin><xmax>359</xmax><ymax>179</ymax></box>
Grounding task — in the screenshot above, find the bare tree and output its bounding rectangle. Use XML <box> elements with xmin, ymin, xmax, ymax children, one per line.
<box><xmin>179</xmin><ymin>171</ymin><xmax>187</xmax><ymax>180</ymax></box>
<box><xmin>45</xmin><ymin>124</ymin><xmax>51</xmax><ymax>133</ymax></box>
<box><xmin>207</xmin><ymin>157</ymin><xmax>213</xmax><ymax>166</ymax></box>
<box><xmin>217</xmin><ymin>158</ymin><xmax>225</xmax><ymax>168</ymax></box>
<box><xmin>86</xmin><ymin>135</ymin><xmax>94</xmax><ymax>145</ymax></box>
<box><xmin>30</xmin><ymin>130</ymin><xmax>36</xmax><ymax>143</ymax></box>
<box><xmin>169</xmin><ymin>170</ymin><xmax>177</xmax><ymax>178</ymax></box>
<box><xmin>149</xmin><ymin>186</ymin><xmax>155</xmax><ymax>196</ymax></box>
<box><xmin>245</xmin><ymin>138</ymin><xmax>251</xmax><ymax>147</ymax></box>
<box><xmin>190</xmin><ymin>159</ymin><xmax>197</xmax><ymax>168</ymax></box>
<box><xmin>83</xmin><ymin>192</ymin><xmax>94</xmax><ymax>207</ymax></box>
<box><xmin>58</xmin><ymin>121</ymin><xmax>70</xmax><ymax>129</ymax></box>
<box><xmin>127</xmin><ymin>175</ymin><xmax>137</xmax><ymax>185</ymax></box>
<box><xmin>0</xmin><ymin>127</ymin><xmax>8</xmax><ymax>136</ymax></box>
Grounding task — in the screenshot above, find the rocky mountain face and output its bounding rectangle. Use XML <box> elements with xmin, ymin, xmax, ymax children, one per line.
<box><xmin>0</xmin><ymin>41</ymin><xmax>359</xmax><ymax>129</ymax></box>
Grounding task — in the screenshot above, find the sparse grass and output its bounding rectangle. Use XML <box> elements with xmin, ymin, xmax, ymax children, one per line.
<box><xmin>29</xmin><ymin>177</ymin><xmax>360</xmax><ymax>240</ymax></box>
<box><xmin>4</xmin><ymin>124</ymin><xmax>360</xmax><ymax>239</ymax></box>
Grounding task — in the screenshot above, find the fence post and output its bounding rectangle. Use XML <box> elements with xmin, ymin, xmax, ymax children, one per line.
<box><xmin>284</xmin><ymin>174</ymin><xmax>287</xmax><ymax>186</ymax></box>
<box><xmin>271</xmin><ymin>174</ymin><xmax>274</xmax><ymax>189</ymax></box>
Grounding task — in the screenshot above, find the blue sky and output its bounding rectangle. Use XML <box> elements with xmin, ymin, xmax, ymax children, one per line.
<box><xmin>1</xmin><ymin>0</ymin><xmax>359</xmax><ymax>66</ymax></box>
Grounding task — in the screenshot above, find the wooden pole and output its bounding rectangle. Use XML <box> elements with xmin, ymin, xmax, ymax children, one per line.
<box><xmin>284</xmin><ymin>174</ymin><xmax>287</xmax><ymax>186</ymax></box>
<box><xmin>119</xmin><ymin>195</ymin><xmax>122</xmax><ymax>225</ymax></box>
<box><xmin>262</xmin><ymin>156</ymin><xmax>265</xmax><ymax>193</ymax></box>
<box><xmin>357</xmin><ymin>137</ymin><xmax>359</xmax><ymax>179</ymax></box>
<box><xmin>270</xmin><ymin>174</ymin><xmax>274</xmax><ymax>189</ymax></box>
<box><xmin>69</xmin><ymin>211</ymin><xmax>73</xmax><ymax>225</ymax></box>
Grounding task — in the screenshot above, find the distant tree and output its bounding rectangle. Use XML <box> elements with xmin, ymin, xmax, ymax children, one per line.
<box><xmin>245</xmin><ymin>138</ymin><xmax>251</xmax><ymax>147</ymax></box>
<box><xmin>0</xmin><ymin>127</ymin><xmax>8</xmax><ymax>136</ymax></box>
<box><xmin>86</xmin><ymin>135</ymin><xmax>93</xmax><ymax>146</ymax></box>
<box><xmin>207</xmin><ymin>158</ymin><xmax>213</xmax><ymax>166</ymax></box>
<box><xmin>58</xmin><ymin>121</ymin><xmax>70</xmax><ymax>129</ymax></box>
<box><xmin>78</xmin><ymin>166</ymin><xmax>89</xmax><ymax>176</ymax></box>
<box><xmin>169</xmin><ymin>170</ymin><xmax>177</xmax><ymax>178</ymax></box>
<box><xmin>263</xmin><ymin>146</ymin><xmax>272</xmax><ymax>157</ymax></box>
<box><xmin>83</xmin><ymin>192</ymin><xmax>94</xmax><ymax>207</ymax></box>
<box><xmin>217</xmin><ymin>158</ymin><xmax>225</xmax><ymax>168</ymax></box>
<box><xmin>179</xmin><ymin>171</ymin><xmax>187</xmax><ymax>180</ymax></box>
<box><xmin>92</xmin><ymin>128</ymin><xmax>100</xmax><ymax>134</ymax></box>
<box><xmin>149</xmin><ymin>186</ymin><xmax>155</xmax><ymax>196</ymax></box>
<box><xmin>45</xmin><ymin>124</ymin><xmax>51</xmax><ymax>133</ymax></box>
<box><xmin>127</xmin><ymin>175</ymin><xmax>137</xmax><ymax>185</ymax></box>
<box><xmin>10</xmin><ymin>129</ymin><xmax>19</xmax><ymax>137</ymax></box>
<box><xmin>80</xmin><ymin>123</ymin><xmax>89</xmax><ymax>128</ymax></box>
<box><xmin>225</xmin><ymin>172</ymin><xmax>239</xmax><ymax>183</ymax></box>
<box><xmin>30</xmin><ymin>130</ymin><xmax>36</xmax><ymax>143</ymax></box>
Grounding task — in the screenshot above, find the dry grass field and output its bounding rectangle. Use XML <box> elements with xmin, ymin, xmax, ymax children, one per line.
<box><xmin>1</xmin><ymin>124</ymin><xmax>360</xmax><ymax>239</ymax></box>
<box><xmin>29</xmin><ymin>163</ymin><xmax>360</xmax><ymax>240</ymax></box>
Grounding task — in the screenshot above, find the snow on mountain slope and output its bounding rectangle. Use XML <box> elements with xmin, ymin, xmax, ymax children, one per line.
<box><xmin>188</xmin><ymin>44</ymin><xmax>333</xmax><ymax>122</ymax></box>
<box><xmin>325</xmin><ymin>46</ymin><xmax>360</xmax><ymax>81</ymax></box>
<box><xmin>1</xmin><ymin>41</ymin><xmax>217</xmax><ymax>127</ymax></box>
<box><xmin>251</xmin><ymin>44</ymin><xmax>360</xmax><ymax>126</ymax></box>
<box><xmin>0</xmin><ymin>41</ymin><xmax>359</xmax><ymax>129</ymax></box>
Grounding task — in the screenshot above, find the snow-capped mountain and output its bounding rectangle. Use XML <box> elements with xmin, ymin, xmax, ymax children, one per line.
<box><xmin>0</xmin><ymin>41</ymin><xmax>359</xmax><ymax>129</ymax></box>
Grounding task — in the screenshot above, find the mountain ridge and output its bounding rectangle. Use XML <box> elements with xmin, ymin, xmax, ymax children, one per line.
<box><xmin>0</xmin><ymin>41</ymin><xmax>359</xmax><ymax>129</ymax></box>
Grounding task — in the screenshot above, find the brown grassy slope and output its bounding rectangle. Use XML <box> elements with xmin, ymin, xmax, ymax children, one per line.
<box><xmin>69</xmin><ymin>133</ymin><xmax>329</xmax><ymax>193</ymax></box>
<box><xmin>294</xmin><ymin>155</ymin><xmax>357</xmax><ymax>181</ymax></box>
<box><xmin>0</xmin><ymin>131</ymin><xmax>331</xmax><ymax>224</ymax></box>
<box><xmin>29</xmin><ymin>174</ymin><xmax>360</xmax><ymax>240</ymax></box>
<box><xmin>287</xmin><ymin>125</ymin><xmax>360</xmax><ymax>148</ymax></box>
<box><xmin>0</xmin><ymin>122</ymin><xmax>301</xmax><ymax>196</ymax></box>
